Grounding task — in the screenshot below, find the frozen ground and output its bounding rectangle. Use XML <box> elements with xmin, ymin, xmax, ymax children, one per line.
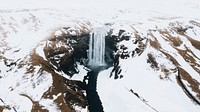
<box><xmin>0</xmin><ymin>0</ymin><xmax>200</xmax><ymax>112</ymax></box>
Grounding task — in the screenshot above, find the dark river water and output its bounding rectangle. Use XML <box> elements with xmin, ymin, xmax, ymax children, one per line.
<box><xmin>84</xmin><ymin>68</ymin><xmax>104</xmax><ymax>112</ymax></box>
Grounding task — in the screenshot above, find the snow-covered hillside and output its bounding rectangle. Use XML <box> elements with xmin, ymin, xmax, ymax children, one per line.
<box><xmin>98</xmin><ymin>20</ymin><xmax>200</xmax><ymax>112</ymax></box>
<box><xmin>0</xmin><ymin>0</ymin><xmax>200</xmax><ymax>112</ymax></box>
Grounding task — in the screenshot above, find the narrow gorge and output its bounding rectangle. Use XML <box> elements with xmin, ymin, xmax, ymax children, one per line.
<box><xmin>85</xmin><ymin>28</ymin><xmax>106</xmax><ymax>112</ymax></box>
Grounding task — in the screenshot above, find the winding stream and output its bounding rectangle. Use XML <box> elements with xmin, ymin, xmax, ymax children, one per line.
<box><xmin>84</xmin><ymin>68</ymin><xmax>104</xmax><ymax>112</ymax></box>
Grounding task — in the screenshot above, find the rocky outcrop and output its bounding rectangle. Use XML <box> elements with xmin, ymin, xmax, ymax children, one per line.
<box><xmin>109</xmin><ymin>30</ymin><xmax>147</xmax><ymax>79</ymax></box>
<box><xmin>43</xmin><ymin>33</ymin><xmax>90</xmax><ymax>77</ymax></box>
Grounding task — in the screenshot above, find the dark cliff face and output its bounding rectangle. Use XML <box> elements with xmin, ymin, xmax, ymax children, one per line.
<box><xmin>43</xmin><ymin>33</ymin><xmax>90</xmax><ymax>77</ymax></box>
<box><xmin>40</xmin><ymin>27</ymin><xmax>141</xmax><ymax>111</ymax></box>
<box><xmin>46</xmin><ymin>27</ymin><xmax>146</xmax><ymax>80</ymax></box>
<box><xmin>38</xmin><ymin>27</ymin><xmax>118</xmax><ymax>111</ymax></box>
<box><xmin>43</xmin><ymin>28</ymin><xmax>119</xmax><ymax>78</ymax></box>
<box><xmin>106</xmin><ymin>29</ymin><xmax>148</xmax><ymax>79</ymax></box>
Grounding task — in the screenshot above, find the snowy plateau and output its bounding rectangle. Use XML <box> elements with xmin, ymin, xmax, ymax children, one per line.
<box><xmin>0</xmin><ymin>0</ymin><xmax>200</xmax><ymax>112</ymax></box>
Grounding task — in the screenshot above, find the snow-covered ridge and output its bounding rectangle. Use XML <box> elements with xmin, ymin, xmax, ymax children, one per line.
<box><xmin>0</xmin><ymin>9</ymin><xmax>91</xmax><ymax>112</ymax></box>
<box><xmin>98</xmin><ymin>20</ymin><xmax>200</xmax><ymax>112</ymax></box>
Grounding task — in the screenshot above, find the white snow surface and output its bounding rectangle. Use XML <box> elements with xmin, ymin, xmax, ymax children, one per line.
<box><xmin>98</xmin><ymin>48</ymin><xmax>200</xmax><ymax>112</ymax></box>
<box><xmin>0</xmin><ymin>0</ymin><xmax>200</xmax><ymax>112</ymax></box>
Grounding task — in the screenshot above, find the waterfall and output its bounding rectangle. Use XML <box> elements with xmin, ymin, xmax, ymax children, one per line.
<box><xmin>88</xmin><ymin>28</ymin><xmax>106</xmax><ymax>67</ymax></box>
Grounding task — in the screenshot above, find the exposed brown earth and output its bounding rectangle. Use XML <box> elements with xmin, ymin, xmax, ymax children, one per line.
<box><xmin>175</xmin><ymin>47</ymin><xmax>200</xmax><ymax>74</ymax></box>
<box><xmin>42</xmin><ymin>73</ymin><xmax>87</xmax><ymax>112</ymax></box>
<box><xmin>166</xmin><ymin>24</ymin><xmax>200</xmax><ymax>74</ymax></box>
<box><xmin>20</xmin><ymin>94</ymin><xmax>48</xmax><ymax>112</ymax></box>
<box><xmin>29</xmin><ymin>50</ymin><xmax>56</xmax><ymax>74</ymax></box>
<box><xmin>148</xmin><ymin>30</ymin><xmax>179</xmax><ymax>78</ymax></box>
<box><xmin>0</xmin><ymin>25</ymin><xmax>88</xmax><ymax>111</ymax></box>
<box><xmin>0</xmin><ymin>106</ymin><xmax>3</xmax><ymax>112</ymax></box>
<box><xmin>172</xmin><ymin>25</ymin><xmax>200</xmax><ymax>51</ymax></box>
<box><xmin>18</xmin><ymin>51</ymin><xmax>73</xmax><ymax>111</ymax></box>
<box><xmin>0</xmin><ymin>102</ymin><xmax>12</xmax><ymax>112</ymax></box>
<box><xmin>4</xmin><ymin>26</ymin><xmax>91</xmax><ymax>111</ymax></box>
<box><xmin>0</xmin><ymin>106</ymin><xmax>12</xmax><ymax>112</ymax></box>
<box><xmin>147</xmin><ymin>53</ymin><xmax>159</xmax><ymax>70</ymax></box>
<box><xmin>158</xmin><ymin>29</ymin><xmax>183</xmax><ymax>47</ymax></box>
<box><xmin>170</xmin><ymin>21</ymin><xmax>200</xmax><ymax>51</ymax></box>
<box><xmin>150</xmin><ymin>23</ymin><xmax>200</xmax><ymax>76</ymax></box>
<box><xmin>29</xmin><ymin>50</ymin><xmax>87</xmax><ymax>111</ymax></box>
<box><xmin>166</xmin><ymin>36</ymin><xmax>183</xmax><ymax>47</ymax></box>
<box><xmin>160</xmin><ymin>68</ymin><xmax>170</xmax><ymax>80</ymax></box>
<box><xmin>178</xmin><ymin>67</ymin><xmax>200</xmax><ymax>100</ymax></box>
<box><xmin>176</xmin><ymin>67</ymin><xmax>200</xmax><ymax>105</ymax></box>
<box><xmin>148</xmin><ymin>49</ymin><xmax>178</xmax><ymax>79</ymax></box>
<box><xmin>147</xmin><ymin>23</ymin><xmax>200</xmax><ymax>103</ymax></box>
<box><xmin>149</xmin><ymin>38</ymin><xmax>162</xmax><ymax>50</ymax></box>
<box><xmin>160</xmin><ymin>50</ymin><xmax>180</xmax><ymax>66</ymax></box>
<box><xmin>187</xmin><ymin>37</ymin><xmax>200</xmax><ymax>50</ymax></box>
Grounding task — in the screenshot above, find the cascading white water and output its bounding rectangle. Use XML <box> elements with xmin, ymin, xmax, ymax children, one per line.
<box><xmin>88</xmin><ymin>28</ymin><xmax>106</xmax><ymax>67</ymax></box>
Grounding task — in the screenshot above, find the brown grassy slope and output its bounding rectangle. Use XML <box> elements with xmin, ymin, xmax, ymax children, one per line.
<box><xmin>148</xmin><ymin>25</ymin><xmax>200</xmax><ymax>102</ymax></box>
<box><xmin>178</xmin><ymin>67</ymin><xmax>200</xmax><ymax>100</ymax></box>
<box><xmin>28</xmin><ymin>51</ymin><xmax>87</xmax><ymax>112</ymax></box>
<box><xmin>20</xmin><ymin>94</ymin><xmax>48</xmax><ymax>112</ymax></box>
<box><xmin>0</xmin><ymin>106</ymin><xmax>3</xmax><ymax>112</ymax></box>
<box><xmin>187</xmin><ymin>37</ymin><xmax>200</xmax><ymax>50</ymax></box>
